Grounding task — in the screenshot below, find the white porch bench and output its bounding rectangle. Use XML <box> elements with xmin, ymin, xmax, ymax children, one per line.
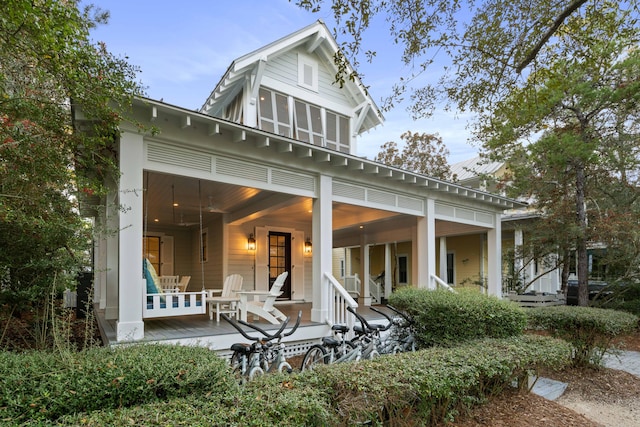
<box><xmin>143</xmin><ymin>290</ymin><xmax>207</xmax><ymax>319</ymax></box>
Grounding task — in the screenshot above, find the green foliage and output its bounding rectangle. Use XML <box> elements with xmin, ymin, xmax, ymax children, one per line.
<box><xmin>388</xmin><ymin>288</ymin><xmax>527</xmax><ymax>348</ymax></box>
<box><xmin>0</xmin><ymin>344</ymin><xmax>232</xmax><ymax>423</ymax></box>
<box><xmin>374</xmin><ymin>131</ymin><xmax>451</xmax><ymax>179</ymax></box>
<box><xmin>527</xmin><ymin>305</ymin><xmax>639</xmax><ymax>367</ymax></box>
<box><xmin>55</xmin><ymin>336</ymin><xmax>571</xmax><ymax>426</ymax></box>
<box><xmin>0</xmin><ymin>0</ymin><xmax>143</xmax><ymax>346</ymax></box>
<box><xmin>594</xmin><ymin>282</ymin><xmax>640</xmax><ymax>316</ymax></box>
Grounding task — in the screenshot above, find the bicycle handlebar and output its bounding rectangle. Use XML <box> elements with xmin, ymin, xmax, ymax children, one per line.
<box><xmin>221</xmin><ymin>313</ymin><xmax>290</xmax><ymax>341</ymax></box>
<box><xmin>347</xmin><ymin>305</ymin><xmax>391</xmax><ymax>333</ymax></box>
<box><xmin>385</xmin><ymin>304</ymin><xmax>414</xmax><ymax>324</ymax></box>
<box><xmin>369</xmin><ymin>306</ymin><xmax>392</xmax><ymax>322</ymax></box>
<box><xmin>283</xmin><ymin>310</ymin><xmax>302</xmax><ymax>337</ymax></box>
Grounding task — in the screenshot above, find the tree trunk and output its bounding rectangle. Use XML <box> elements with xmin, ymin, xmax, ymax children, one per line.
<box><xmin>575</xmin><ymin>164</ymin><xmax>589</xmax><ymax>306</ymax></box>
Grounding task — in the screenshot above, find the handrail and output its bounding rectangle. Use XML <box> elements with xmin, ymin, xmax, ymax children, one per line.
<box><xmin>369</xmin><ymin>277</ymin><xmax>383</xmax><ymax>303</ymax></box>
<box><xmin>325</xmin><ymin>272</ymin><xmax>357</xmax><ymax>334</ymax></box>
<box><xmin>432</xmin><ymin>275</ymin><xmax>457</xmax><ymax>293</ymax></box>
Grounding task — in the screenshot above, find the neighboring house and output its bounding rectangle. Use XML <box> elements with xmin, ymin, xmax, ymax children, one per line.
<box><xmin>80</xmin><ymin>21</ymin><xmax>524</xmax><ymax>345</ymax></box>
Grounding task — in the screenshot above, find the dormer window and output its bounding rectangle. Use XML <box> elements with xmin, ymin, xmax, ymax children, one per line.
<box><xmin>298</xmin><ymin>53</ymin><xmax>318</xmax><ymax>92</ymax></box>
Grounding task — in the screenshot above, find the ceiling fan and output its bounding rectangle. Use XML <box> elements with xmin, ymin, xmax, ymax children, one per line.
<box><xmin>172</xmin><ymin>184</ymin><xmax>199</xmax><ymax>226</ymax></box>
<box><xmin>206</xmin><ymin>196</ymin><xmax>228</xmax><ymax>213</ymax></box>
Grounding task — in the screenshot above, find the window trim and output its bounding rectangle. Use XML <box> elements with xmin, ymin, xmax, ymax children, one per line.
<box><xmin>297</xmin><ymin>53</ymin><xmax>318</xmax><ymax>92</ymax></box>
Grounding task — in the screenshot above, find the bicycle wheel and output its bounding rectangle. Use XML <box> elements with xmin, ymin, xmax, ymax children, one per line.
<box><xmin>277</xmin><ymin>361</ymin><xmax>293</xmax><ymax>374</ymax></box>
<box><xmin>336</xmin><ymin>340</ymin><xmax>356</xmax><ymax>360</ymax></box>
<box><xmin>230</xmin><ymin>351</ymin><xmax>246</xmax><ymax>383</ymax></box>
<box><xmin>301</xmin><ymin>344</ymin><xmax>328</xmax><ymax>371</ymax></box>
<box><xmin>248</xmin><ymin>365</ymin><xmax>264</xmax><ymax>380</ymax></box>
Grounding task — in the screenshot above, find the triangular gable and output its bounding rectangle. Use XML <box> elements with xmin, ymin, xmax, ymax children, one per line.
<box><xmin>200</xmin><ymin>20</ymin><xmax>383</xmax><ymax>136</ymax></box>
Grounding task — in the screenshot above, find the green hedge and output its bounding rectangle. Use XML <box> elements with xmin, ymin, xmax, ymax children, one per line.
<box><xmin>0</xmin><ymin>344</ymin><xmax>234</xmax><ymax>423</ymax></box>
<box><xmin>55</xmin><ymin>335</ymin><xmax>571</xmax><ymax>426</ymax></box>
<box><xmin>527</xmin><ymin>305</ymin><xmax>639</xmax><ymax>367</ymax></box>
<box><xmin>388</xmin><ymin>288</ymin><xmax>527</xmax><ymax>347</ymax></box>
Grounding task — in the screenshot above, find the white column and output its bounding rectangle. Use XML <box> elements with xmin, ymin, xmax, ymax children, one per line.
<box><xmin>105</xmin><ymin>183</ymin><xmax>119</xmax><ymax>319</ymax></box>
<box><xmin>311</xmin><ymin>175</ymin><xmax>332</xmax><ymax>322</ymax></box>
<box><xmin>362</xmin><ymin>244</ymin><xmax>371</xmax><ymax>306</ymax></box>
<box><xmin>384</xmin><ymin>244</ymin><xmax>392</xmax><ymax>298</ymax></box>
<box><xmin>514</xmin><ymin>228</ymin><xmax>524</xmax><ymax>288</ymax></box>
<box><xmin>416</xmin><ymin>198</ymin><xmax>435</xmax><ymax>289</ymax></box>
<box><xmin>486</xmin><ymin>213</ymin><xmax>503</xmax><ymax>297</ymax></box>
<box><xmin>116</xmin><ymin>131</ymin><xmax>145</xmax><ymax>341</ymax></box>
<box><xmin>439</xmin><ymin>237</ymin><xmax>448</xmax><ymax>283</ymax></box>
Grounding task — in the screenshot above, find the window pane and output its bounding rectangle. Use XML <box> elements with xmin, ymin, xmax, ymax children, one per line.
<box><xmin>326</xmin><ymin>112</ymin><xmax>337</xmax><ymax>142</ymax></box>
<box><xmin>294</xmin><ymin>101</ymin><xmax>308</xmax><ymax>128</ymax></box>
<box><xmin>260</xmin><ymin>120</ymin><xmax>274</xmax><ymax>133</ymax></box>
<box><xmin>303</xmin><ymin>63</ymin><xmax>314</xmax><ymax>86</ymax></box>
<box><xmin>259</xmin><ymin>88</ymin><xmax>273</xmax><ymax>120</ymax></box>
<box><xmin>276</xmin><ymin>93</ymin><xmax>289</xmax><ymax>125</ymax></box>
<box><xmin>310</xmin><ymin>105</ymin><xmax>322</xmax><ymax>134</ymax></box>
<box><xmin>339</xmin><ymin>116</ymin><xmax>349</xmax><ymax>145</ymax></box>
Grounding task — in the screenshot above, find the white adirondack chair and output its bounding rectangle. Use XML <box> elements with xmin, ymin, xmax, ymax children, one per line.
<box><xmin>207</xmin><ymin>274</ymin><xmax>243</xmax><ymax>321</ymax></box>
<box><xmin>244</xmin><ymin>271</ymin><xmax>288</xmax><ymax>324</ymax></box>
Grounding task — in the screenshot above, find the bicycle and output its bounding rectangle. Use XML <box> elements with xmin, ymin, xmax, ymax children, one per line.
<box><xmin>369</xmin><ymin>305</ymin><xmax>416</xmax><ymax>354</ymax></box>
<box><xmin>300</xmin><ymin>306</ymin><xmax>381</xmax><ymax>371</ymax></box>
<box><xmin>222</xmin><ymin>311</ymin><xmax>301</xmax><ymax>382</ymax></box>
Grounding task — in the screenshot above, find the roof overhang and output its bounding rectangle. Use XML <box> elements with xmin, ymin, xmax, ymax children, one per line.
<box><xmin>135</xmin><ymin>97</ymin><xmax>526</xmax><ymax>211</ymax></box>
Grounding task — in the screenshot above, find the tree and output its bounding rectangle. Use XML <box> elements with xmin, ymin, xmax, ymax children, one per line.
<box><xmin>482</xmin><ymin>6</ymin><xmax>640</xmax><ymax>305</ymax></box>
<box><xmin>374</xmin><ymin>131</ymin><xmax>450</xmax><ymax>179</ymax></box>
<box><xmin>295</xmin><ymin>0</ymin><xmax>640</xmax><ymax>306</ymax></box>
<box><xmin>0</xmin><ymin>0</ymin><xmax>143</xmax><ymax>348</ymax></box>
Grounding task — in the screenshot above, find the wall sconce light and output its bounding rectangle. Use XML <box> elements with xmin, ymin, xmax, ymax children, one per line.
<box><xmin>247</xmin><ymin>233</ymin><xmax>256</xmax><ymax>251</ymax></box>
<box><xmin>304</xmin><ymin>237</ymin><xmax>312</xmax><ymax>254</ymax></box>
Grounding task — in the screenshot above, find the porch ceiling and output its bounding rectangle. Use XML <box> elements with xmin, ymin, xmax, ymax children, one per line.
<box><xmin>144</xmin><ymin>172</ymin><xmax>402</xmax><ymax>234</ymax></box>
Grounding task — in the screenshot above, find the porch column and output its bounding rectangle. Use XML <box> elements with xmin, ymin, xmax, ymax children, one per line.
<box><xmin>416</xmin><ymin>198</ymin><xmax>435</xmax><ymax>289</ymax></box>
<box><xmin>95</xmin><ymin>212</ymin><xmax>107</xmax><ymax>310</ymax></box>
<box><xmin>486</xmin><ymin>212</ymin><xmax>503</xmax><ymax>297</ymax></box>
<box><xmin>105</xmin><ymin>182</ymin><xmax>119</xmax><ymax>320</ymax></box>
<box><xmin>311</xmin><ymin>175</ymin><xmax>332</xmax><ymax>322</ymax></box>
<box><xmin>384</xmin><ymin>244</ymin><xmax>392</xmax><ymax>298</ymax></box>
<box><xmin>362</xmin><ymin>243</ymin><xmax>371</xmax><ymax>306</ymax></box>
<box><xmin>439</xmin><ymin>237</ymin><xmax>448</xmax><ymax>283</ymax></box>
<box><xmin>116</xmin><ymin>131</ymin><xmax>145</xmax><ymax>341</ymax></box>
<box><xmin>514</xmin><ymin>228</ymin><xmax>524</xmax><ymax>288</ymax></box>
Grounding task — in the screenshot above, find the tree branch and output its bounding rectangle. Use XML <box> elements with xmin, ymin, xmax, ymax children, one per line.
<box><xmin>516</xmin><ymin>0</ymin><xmax>588</xmax><ymax>73</ymax></box>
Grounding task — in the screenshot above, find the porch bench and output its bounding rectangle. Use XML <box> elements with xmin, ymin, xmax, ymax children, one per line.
<box><xmin>143</xmin><ymin>290</ymin><xmax>207</xmax><ymax>319</ymax></box>
<box><xmin>506</xmin><ymin>292</ymin><xmax>565</xmax><ymax>307</ymax></box>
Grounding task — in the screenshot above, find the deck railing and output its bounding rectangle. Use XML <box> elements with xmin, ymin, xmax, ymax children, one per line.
<box><xmin>432</xmin><ymin>275</ymin><xmax>457</xmax><ymax>292</ymax></box>
<box><xmin>325</xmin><ymin>272</ymin><xmax>357</xmax><ymax>333</ymax></box>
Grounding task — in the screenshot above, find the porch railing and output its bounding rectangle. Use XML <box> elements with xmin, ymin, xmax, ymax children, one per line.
<box><xmin>325</xmin><ymin>272</ymin><xmax>357</xmax><ymax>333</ymax></box>
<box><xmin>143</xmin><ymin>290</ymin><xmax>207</xmax><ymax>318</ymax></box>
<box><xmin>369</xmin><ymin>277</ymin><xmax>383</xmax><ymax>304</ymax></box>
<box><xmin>432</xmin><ymin>275</ymin><xmax>457</xmax><ymax>293</ymax></box>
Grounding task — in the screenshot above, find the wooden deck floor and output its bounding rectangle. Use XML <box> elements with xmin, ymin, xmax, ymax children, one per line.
<box><xmin>96</xmin><ymin>302</ymin><xmax>394</xmax><ymax>356</ymax></box>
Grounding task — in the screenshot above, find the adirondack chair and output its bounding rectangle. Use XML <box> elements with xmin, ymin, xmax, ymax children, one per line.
<box><xmin>158</xmin><ymin>275</ymin><xmax>179</xmax><ymax>292</ymax></box>
<box><xmin>239</xmin><ymin>271</ymin><xmax>288</xmax><ymax>324</ymax></box>
<box><xmin>207</xmin><ymin>274</ymin><xmax>243</xmax><ymax>321</ymax></box>
<box><xmin>176</xmin><ymin>275</ymin><xmax>191</xmax><ymax>292</ymax></box>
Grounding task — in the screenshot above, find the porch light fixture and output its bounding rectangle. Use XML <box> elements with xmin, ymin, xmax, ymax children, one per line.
<box><xmin>247</xmin><ymin>233</ymin><xmax>256</xmax><ymax>251</ymax></box>
<box><xmin>304</xmin><ymin>238</ymin><xmax>312</xmax><ymax>254</ymax></box>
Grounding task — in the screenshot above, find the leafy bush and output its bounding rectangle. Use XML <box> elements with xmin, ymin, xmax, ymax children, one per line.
<box><xmin>527</xmin><ymin>305</ymin><xmax>639</xmax><ymax>367</ymax></box>
<box><xmin>57</xmin><ymin>335</ymin><xmax>571</xmax><ymax>426</ymax></box>
<box><xmin>0</xmin><ymin>344</ymin><xmax>234</xmax><ymax>423</ymax></box>
<box><xmin>389</xmin><ymin>288</ymin><xmax>527</xmax><ymax>347</ymax></box>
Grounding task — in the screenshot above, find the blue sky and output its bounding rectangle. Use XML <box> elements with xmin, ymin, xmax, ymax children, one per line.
<box><xmin>87</xmin><ymin>0</ymin><xmax>476</xmax><ymax>163</ymax></box>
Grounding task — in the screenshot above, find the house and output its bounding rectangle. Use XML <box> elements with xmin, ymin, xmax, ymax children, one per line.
<box><xmin>80</xmin><ymin>21</ymin><xmax>524</xmax><ymax>347</ymax></box>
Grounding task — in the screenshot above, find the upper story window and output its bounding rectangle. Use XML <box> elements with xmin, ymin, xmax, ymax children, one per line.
<box><xmin>298</xmin><ymin>53</ymin><xmax>318</xmax><ymax>92</ymax></box>
<box><xmin>257</xmin><ymin>87</ymin><xmax>350</xmax><ymax>153</ymax></box>
<box><xmin>258</xmin><ymin>88</ymin><xmax>291</xmax><ymax>137</ymax></box>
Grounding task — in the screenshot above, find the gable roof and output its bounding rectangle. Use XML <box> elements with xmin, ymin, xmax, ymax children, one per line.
<box><xmin>450</xmin><ymin>156</ymin><xmax>505</xmax><ymax>183</ymax></box>
<box><xmin>199</xmin><ymin>20</ymin><xmax>383</xmax><ymax>135</ymax></box>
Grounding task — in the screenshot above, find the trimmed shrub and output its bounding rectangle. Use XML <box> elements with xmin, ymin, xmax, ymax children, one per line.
<box><xmin>0</xmin><ymin>344</ymin><xmax>234</xmax><ymax>423</ymax></box>
<box><xmin>57</xmin><ymin>335</ymin><xmax>571</xmax><ymax>426</ymax></box>
<box><xmin>389</xmin><ymin>288</ymin><xmax>527</xmax><ymax>348</ymax></box>
<box><xmin>527</xmin><ymin>305</ymin><xmax>639</xmax><ymax>367</ymax></box>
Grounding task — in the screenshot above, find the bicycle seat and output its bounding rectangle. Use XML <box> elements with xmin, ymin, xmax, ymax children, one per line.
<box><xmin>353</xmin><ymin>323</ymin><xmax>385</xmax><ymax>336</ymax></box>
<box><xmin>321</xmin><ymin>336</ymin><xmax>342</xmax><ymax>348</ymax></box>
<box><xmin>230</xmin><ymin>343</ymin><xmax>252</xmax><ymax>355</ymax></box>
<box><xmin>331</xmin><ymin>324</ymin><xmax>349</xmax><ymax>333</ymax></box>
